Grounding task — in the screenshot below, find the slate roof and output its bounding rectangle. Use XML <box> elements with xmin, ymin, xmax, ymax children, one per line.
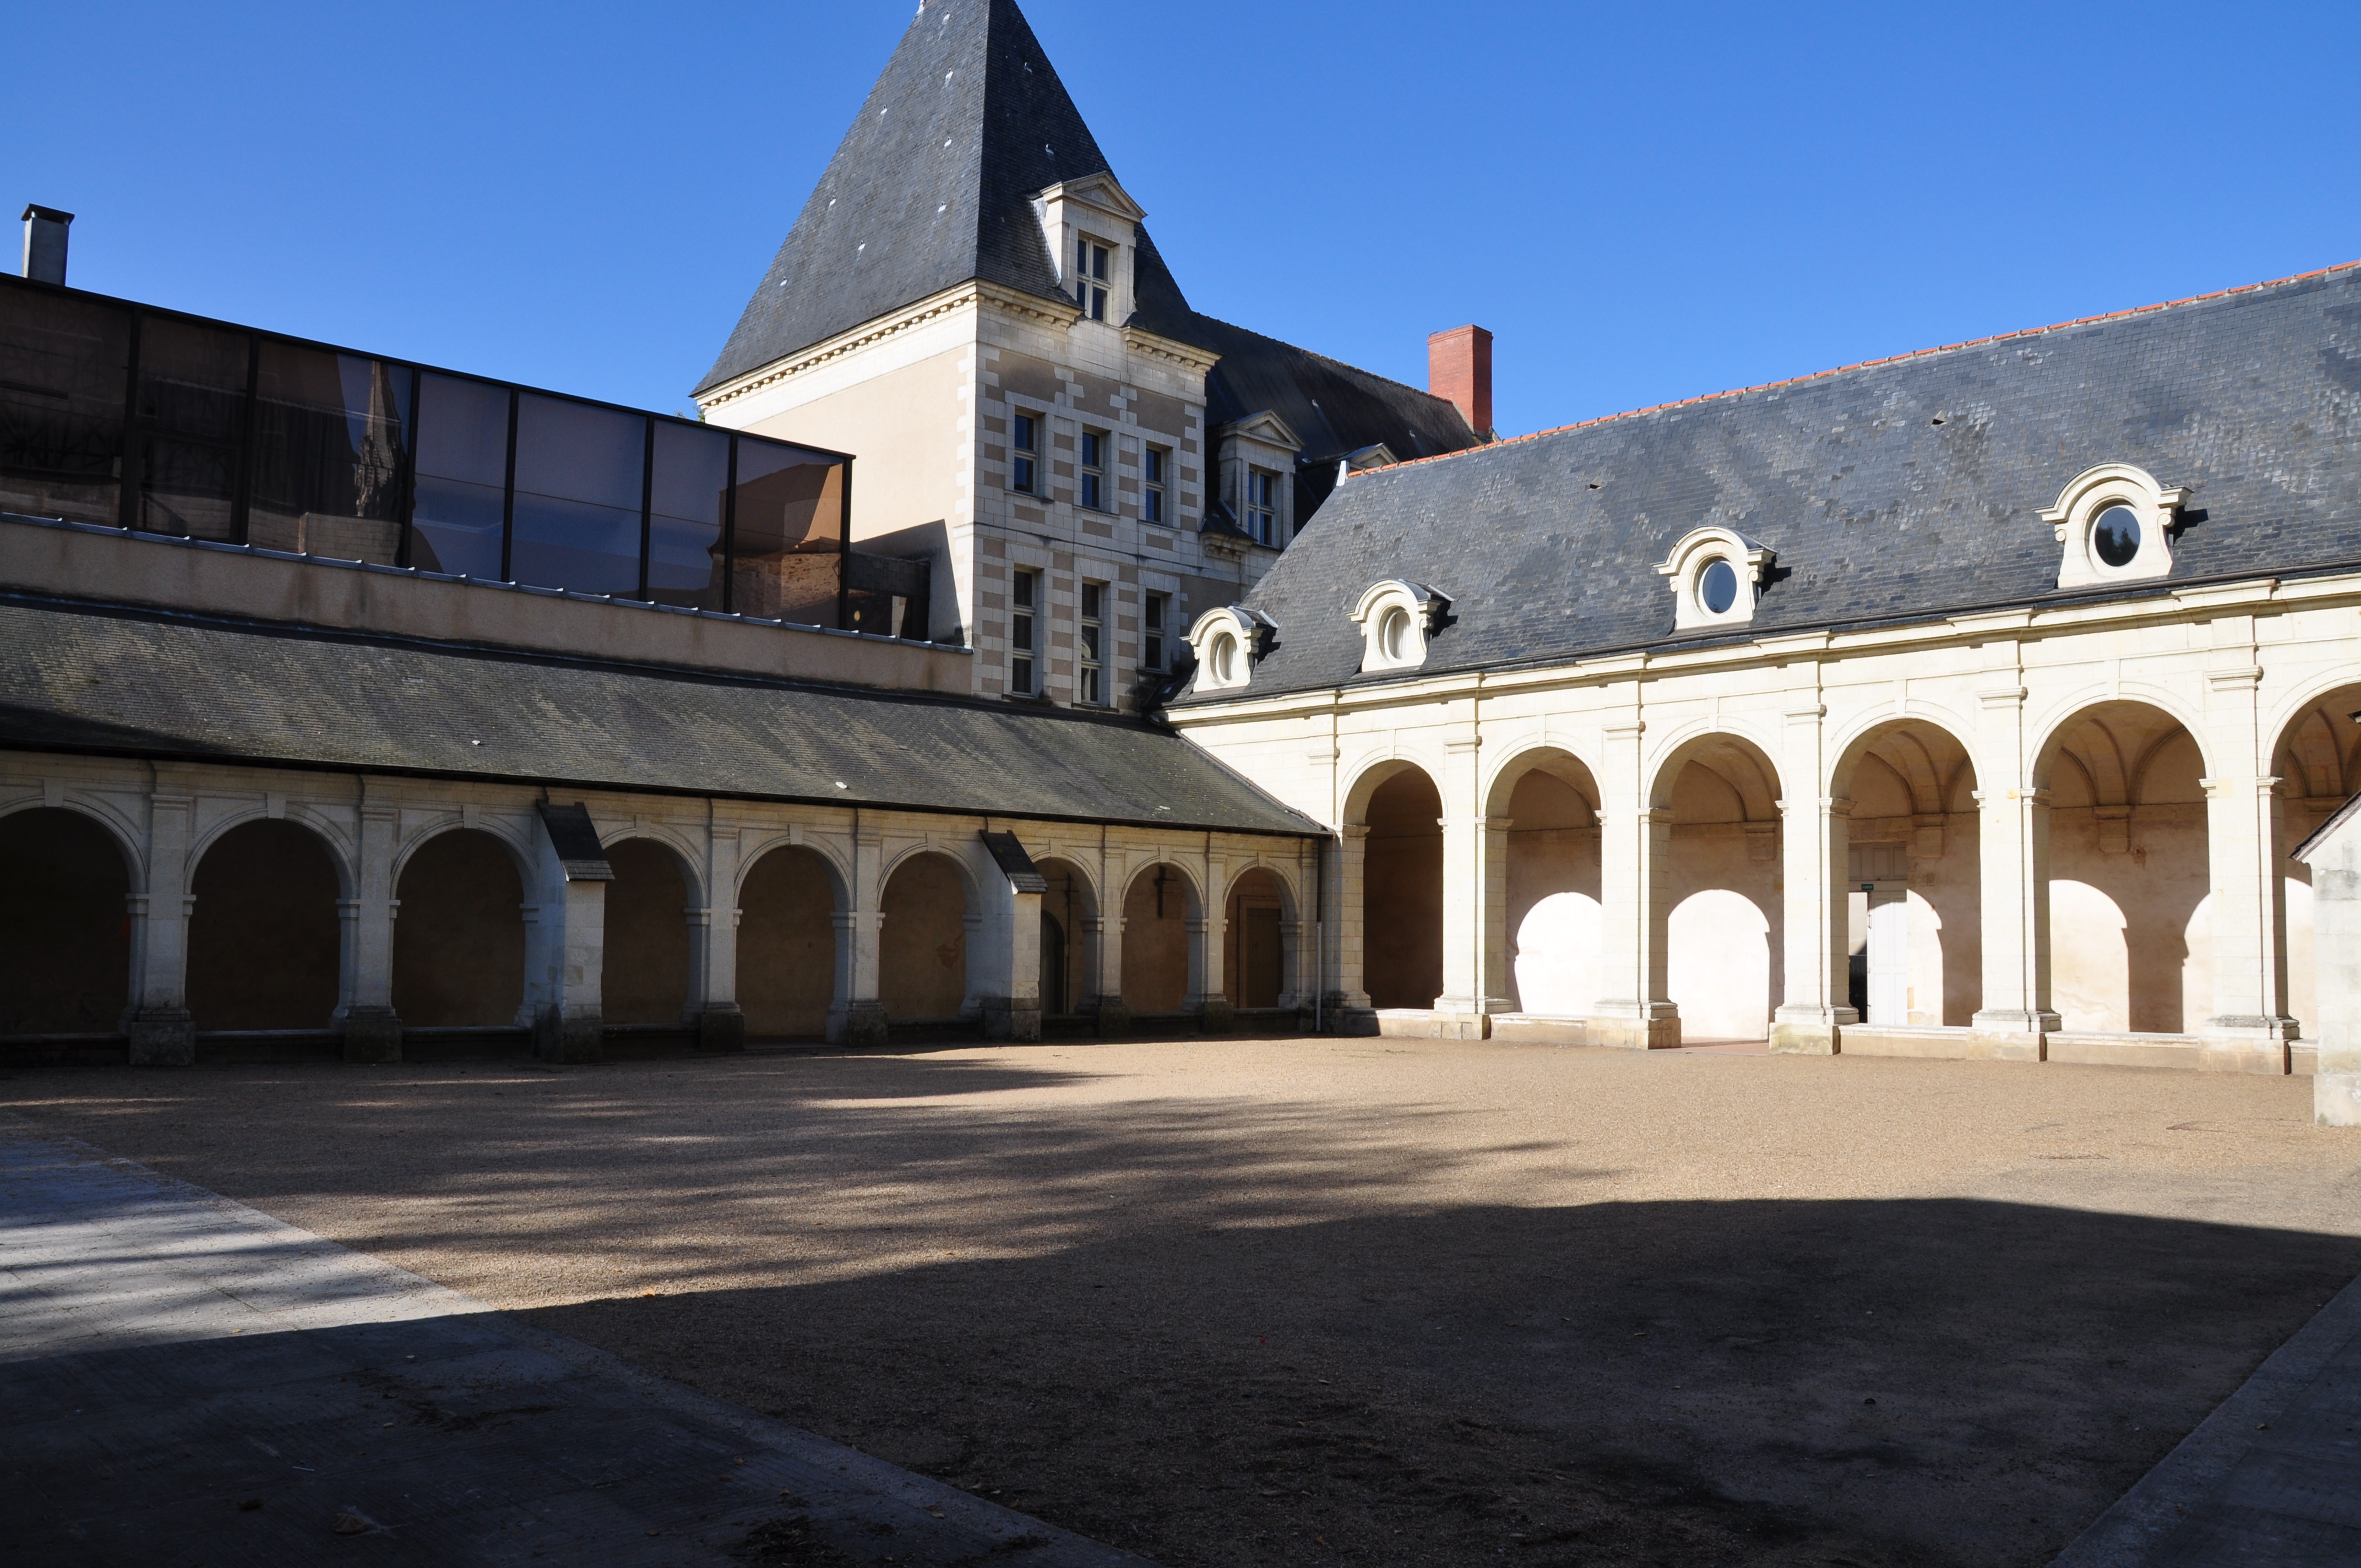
<box><xmin>1195</xmin><ymin>262</ymin><xmax>2361</xmax><ymax>701</ymax></box>
<box><xmin>0</xmin><ymin>596</ymin><xmax>1319</xmax><ymax>836</ymax></box>
<box><xmin>695</xmin><ymin>0</ymin><xmax>1482</xmax><ymax>509</ymax></box>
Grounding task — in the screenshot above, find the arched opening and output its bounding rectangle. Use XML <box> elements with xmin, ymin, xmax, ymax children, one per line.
<box><xmin>1225</xmin><ymin>868</ymin><xmax>1291</xmax><ymax>1011</ymax></box>
<box><xmin>393</xmin><ymin>829</ymin><xmax>526</xmax><ymax>1027</ymax></box>
<box><xmin>2275</xmin><ymin>683</ymin><xmax>2361</xmax><ymax>1038</ymax></box>
<box><xmin>739</xmin><ymin>845</ymin><xmax>839</xmax><ymax>1040</ymax></box>
<box><xmin>0</xmin><ymin>808</ymin><xmax>132</xmax><ymax>1035</ymax></box>
<box><xmin>1122</xmin><ymin>862</ymin><xmax>1198</xmax><ymax>1015</ymax></box>
<box><xmin>1035</xmin><ymin>857</ymin><xmax>1097</xmax><ymax>1018</ymax></box>
<box><xmin>602</xmin><ymin>840</ymin><xmax>694</xmax><ymax>1027</ymax></box>
<box><xmin>187</xmin><ymin>819</ymin><xmax>341</xmax><ymax>1031</ymax></box>
<box><xmin>1653</xmin><ymin>735</ymin><xmax>1783</xmax><ymax>1042</ymax></box>
<box><xmin>1832</xmin><ymin>720</ymin><xmax>1982</xmax><ymax>1027</ymax></box>
<box><xmin>1488</xmin><ymin>749</ymin><xmax>1602</xmax><ymax>1017</ymax></box>
<box><xmin>1360</xmin><ymin>766</ymin><xmax>1443</xmax><ymax>1011</ymax></box>
<box><xmin>879</xmin><ymin>851</ymin><xmax>972</xmax><ymax>1022</ymax></box>
<box><xmin>2039</xmin><ymin>701</ymin><xmax>2211</xmax><ymax>1034</ymax></box>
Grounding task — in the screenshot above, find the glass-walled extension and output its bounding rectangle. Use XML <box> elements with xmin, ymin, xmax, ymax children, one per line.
<box><xmin>0</xmin><ymin>275</ymin><xmax>929</xmax><ymax>639</ymax></box>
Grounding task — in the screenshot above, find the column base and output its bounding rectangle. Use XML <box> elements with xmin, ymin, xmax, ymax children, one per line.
<box><xmin>2316</xmin><ymin>1072</ymin><xmax>2361</xmax><ymax>1128</ymax></box>
<box><xmin>2200</xmin><ymin>1017</ymin><xmax>2300</xmax><ymax>1075</ymax></box>
<box><xmin>1432</xmin><ymin>997</ymin><xmax>1513</xmax><ymax>1041</ymax></box>
<box><xmin>339</xmin><ymin>1009</ymin><xmax>403</xmax><ymax>1065</ymax></box>
<box><xmin>1968</xmin><ymin>1010</ymin><xmax>2058</xmax><ymax>1063</ymax></box>
<box><xmin>981</xmin><ymin>997</ymin><xmax>1043</xmax><ymax>1044</ymax></box>
<box><xmin>1325</xmin><ymin>1004</ymin><xmax>1379</xmax><ymax>1037</ymax></box>
<box><xmin>695</xmin><ymin>1006</ymin><xmax>747</xmax><ymax>1055</ymax></box>
<box><xmin>124</xmin><ymin>1010</ymin><xmax>195</xmax><ymax>1068</ymax></box>
<box><xmin>1086</xmin><ymin>998</ymin><xmax>1131</xmax><ymax>1038</ymax></box>
<box><xmin>828</xmin><ymin>1000</ymin><xmax>890</xmax><ymax>1050</ymax></box>
<box><xmin>1770</xmin><ymin>1005</ymin><xmax>1856</xmax><ymax>1056</ymax></box>
<box><xmin>1196</xmin><ymin>997</ymin><xmax>1236</xmax><ymax>1035</ymax></box>
<box><xmin>1586</xmin><ymin>1003</ymin><xmax>1681</xmax><ymax>1052</ymax></box>
<box><xmin>535</xmin><ymin>1007</ymin><xmax>604</xmax><ymax>1065</ymax></box>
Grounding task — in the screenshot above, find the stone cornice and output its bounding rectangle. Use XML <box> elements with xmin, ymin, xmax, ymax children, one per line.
<box><xmin>697</xmin><ymin>281</ymin><xmax>1082</xmax><ymax>412</ymax></box>
<box><xmin>1121</xmin><ymin>324</ymin><xmax>1222</xmax><ymax>374</ymax></box>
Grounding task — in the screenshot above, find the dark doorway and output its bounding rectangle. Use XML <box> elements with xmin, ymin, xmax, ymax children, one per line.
<box><xmin>0</xmin><ymin>809</ymin><xmax>131</xmax><ymax>1035</ymax></box>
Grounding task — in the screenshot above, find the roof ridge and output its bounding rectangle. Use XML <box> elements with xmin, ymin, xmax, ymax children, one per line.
<box><xmin>1185</xmin><ymin>309</ymin><xmax>1466</xmax><ymax>414</ymax></box>
<box><xmin>1361</xmin><ymin>258</ymin><xmax>2361</xmax><ymax>480</ymax></box>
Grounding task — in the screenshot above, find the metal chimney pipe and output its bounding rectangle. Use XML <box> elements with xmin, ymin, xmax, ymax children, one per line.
<box><xmin>20</xmin><ymin>205</ymin><xmax>73</xmax><ymax>286</ymax></box>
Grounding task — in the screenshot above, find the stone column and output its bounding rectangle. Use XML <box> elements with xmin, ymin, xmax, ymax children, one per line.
<box><xmin>1325</xmin><ymin>824</ymin><xmax>1375</xmax><ymax>1031</ymax></box>
<box><xmin>1084</xmin><ymin>913</ymin><xmax>1129</xmax><ymax>1036</ymax></box>
<box><xmin>690</xmin><ymin>821</ymin><xmax>745</xmax><ymax>1053</ymax></box>
<box><xmin>1771</xmin><ymin>794</ymin><xmax>1856</xmax><ymax>1055</ymax></box>
<box><xmin>2308</xmin><ymin>812</ymin><xmax>2361</xmax><ymax>1126</ymax></box>
<box><xmin>523</xmin><ymin>811</ymin><xmax>609</xmax><ymax>1064</ymax></box>
<box><xmin>336</xmin><ymin>796</ymin><xmax>403</xmax><ymax>1064</ymax></box>
<box><xmin>2200</xmin><ymin>771</ymin><xmax>2299</xmax><ymax>1071</ymax></box>
<box><xmin>1435</xmin><ymin>811</ymin><xmax>1514</xmax><ymax>1039</ymax></box>
<box><xmin>826</xmin><ymin>908</ymin><xmax>888</xmax><ymax>1048</ymax></box>
<box><xmin>1588</xmin><ymin>722</ymin><xmax>1679</xmax><ymax>1049</ymax></box>
<box><xmin>1192</xmin><ymin>910</ymin><xmax>1233</xmax><ymax>1032</ymax></box>
<box><xmin>1969</xmin><ymin>785</ymin><xmax>2057</xmax><ymax>1060</ymax></box>
<box><xmin>124</xmin><ymin>780</ymin><xmax>198</xmax><ymax>1066</ymax></box>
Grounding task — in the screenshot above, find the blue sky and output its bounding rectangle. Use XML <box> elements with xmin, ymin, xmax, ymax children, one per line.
<box><xmin>9</xmin><ymin>1</ymin><xmax>2357</xmax><ymax>437</ymax></box>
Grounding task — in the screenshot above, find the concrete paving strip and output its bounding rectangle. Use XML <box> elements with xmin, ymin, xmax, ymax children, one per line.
<box><xmin>2052</xmin><ymin>1259</ymin><xmax>2361</xmax><ymax>1567</ymax></box>
<box><xmin>0</xmin><ymin>1112</ymin><xmax>1151</xmax><ymax>1567</ymax></box>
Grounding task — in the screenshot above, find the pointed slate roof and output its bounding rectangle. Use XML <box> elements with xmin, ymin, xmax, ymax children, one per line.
<box><xmin>697</xmin><ymin>0</ymin><xmax>1193</xmax><ymax>394</ymax></box>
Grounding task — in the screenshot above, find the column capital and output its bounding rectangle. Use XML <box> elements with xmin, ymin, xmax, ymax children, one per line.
<box><xmin>1635</xmin><ymin>807</ymin><xmax>1675</xmax><ymax>825</ymax></box>
<box><xmin>1977</xmin><ymin>686</ymin><xmax>2030</xmax><ymax>710</ymax></box>
<box><xmin>1776</xmin><ymin>796</ymin><xmax>1853</xmax><ymax>818</ymax></box>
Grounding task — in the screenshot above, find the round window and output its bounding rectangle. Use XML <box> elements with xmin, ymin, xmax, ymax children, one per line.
<box><xmin>1209</xmin><ymin>633</ymin><xmax>1237</xmax><ymax>683</ymax></box>
<box><xmin>2092</xmin><ymin>504</ymin><xmax>2142</xmax><ymax>568</ymax></box>
<box><xmin>1379</xmin><ymin>606</ymin><xmax>1411</xmax><ymax>661</ymax></box>
<box><xmin>1699</xmin><ymin>559</ymin><xmax>1740</xmax><ymax>615</ymax></box>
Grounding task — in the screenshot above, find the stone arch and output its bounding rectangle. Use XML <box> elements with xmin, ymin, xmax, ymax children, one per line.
<box><xmin>734</xmin><ymin>832</ymin><xmax>852</xmax><ymax>910</ymax></box>
<box><xmin>188</xmin><ymin>806</ymin><xmax>356</xmax><ymax>901</ymax></box>
<box><xmin>0</xmin><ymin>795</ymin><xmax>146</xmax><ymax>887</ymax></box>
<box><xmin>1340</xmin><ymin>749</ymin><xmax>1450</xmax><ymax>827</ymax></box>
<box><xmin>0</xmin><ymin>806</ymin><xmax>134</xmax><ymax>1035</ymax></box>
<box><xmin>1121</xmin><ymin>858</ymin><xmax>1205</xmax><ymax>1015</ymax></box>
<box><xmin>2034</xmin><ymin>699</ymin><xmax>2211</xmax><ymax>1033</ymax></box>
<box><xmin>1484</xmin><ymin>744</ymin><xmax>1604</xmax><ymax>1018</ymax></box>
<box><xmin>739</xmin><ymin>843</ymin><xmax>842</xmax><ymax>1041</ymax></box>
<box><xmin>2030</xmin><ymin>685</ymin><xmax>2215</xmax><ymax>788</ymax></box>
<box><xmin>1353</xmin><ymin>762</ymin><xmax>1445</xmax><ymax>1012</ymax></box>
<box><xmin>879</xmin><ymin>848</ymin><xmax>977</xmax><ymax>1023</ymax></box>
<box><xmin>393</xmin><ymin>827</ymin><xmax>527</xmax><ymax>1028</ymax></box>
<box><xmin>1831</xmin><ymin>717</ymin><xmax>1984</xmax><ymax>1027</ymax></box>
<box><xmin>601</xmin><ymin>837</ymin><xmax>697</xmax><ymax>1027</ymax></box>
<box><xmin>1223</xmin><ymin>863</ymin><xmax>1297</xmax><ymax>1011</ymax></box>
<box><xmin>392</xmin><ymin>813</ymin><xmax>536</xmax><ymax>888</ymax></box>
<box><xmin>2267</xmin><ymin>680</ymin><xmax>2361</xmax><ymax>1041</ymax></box>
<box><xmin>187</xmin><ymin>817</ymin><xmax>345</xmax><ymax>1031</ymax></box>
<box><xmin>1650</xmin><ymin>731</ymin><xmax>1786</xmax><ymax>1042</ymax></box>
<box><xmin>1035</xmin><ymin>855</ymin><xmax>1101</xmax><ymax>1018</ymax></box>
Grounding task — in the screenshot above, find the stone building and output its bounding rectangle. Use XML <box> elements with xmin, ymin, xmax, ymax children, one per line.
<box><xmin>3</xmin><ymin>0</ymin><xmax>2359</xmax><ymax>1088</ymax></box>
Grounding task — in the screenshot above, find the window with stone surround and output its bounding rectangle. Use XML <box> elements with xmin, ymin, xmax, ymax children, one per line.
<box><xmin>1143</xmin><ymin>591</ymin><xmax>1170</xmax><ymax>672</ymax></box>
<box><xmin>1246</xmin><ymin>468</ymin><xmax>1278</xmax><ymax>545</ymax></box>
<box><xmin>1010</xmin><ymin>568</ymin><xmax>1038</xmax><ymax>695</ymax></box>
<box><xmin>1076</xmin><ymin>237</ymin><xmax>1111</xmax><ymax>321</ymax></box>
<box><xmin>1079</xmin><ymin>581</ymin><xmax>1106</xmax><ymax>705</ymax></box>
<box><xmin>1143</xmin><ymin>445</ymin><xmax>1167</xmax><ymax>524</ymax></box>
<box><xmin>1079</xmin><ymin>428</ymin><xmax>1107</xmax><ymax>511</ymax></box>
<box><xmin>1010</xmin><ymin>412</ymin><xmax>1038</xmax><ymax>494</ymax></box>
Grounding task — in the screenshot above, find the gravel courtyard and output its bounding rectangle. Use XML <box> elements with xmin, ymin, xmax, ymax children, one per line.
<box><xmin>9</xmin><ymin>1038</ymin><xmax>2361</xmax><ymax>1568</ymax></box>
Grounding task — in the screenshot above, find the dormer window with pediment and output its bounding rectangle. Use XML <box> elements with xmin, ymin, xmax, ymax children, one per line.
<box><xmin>1035</xmin><ymin>173</ymin><xmax>1145</xmax><ymax>328</ymax></box>
<box><xmin>1076</xmin><ymin>235</ymin><xmax>1112</xmax><ymax>320</ymax></box>
<box><xmin>2040</xmin><ymin>462</ymin><xmax>2190</xmax><ymax>590</ymax></box>
<box><xmin>1214</xmin><ymin>411</ymin><xmax>1303</xmax><ymax>551</ymax></box>
<box><xmin>1351</xmin><ymin>580</ymin><xmax>1450</xmax><ymax>674</ymax></box>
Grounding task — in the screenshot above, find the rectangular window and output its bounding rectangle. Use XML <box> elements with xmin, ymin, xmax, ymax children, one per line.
<box><xmin>1079</xmin><ymin>428</ymin><xmax>1105</xmax><ymax>511</ymax></box>
<box><xmin>1076</xmin><ymin>238</ymin><xmax>1110</xmax><ymax>321</ymax></box>
<box><xmin>1143</xmin><ymin>445</ymin><xmax>1166</xmax><ymax>524</ymax></box>
<box><xmin>135</xmin><ymin>314</ymin><xmax>251</xmax><ymax>542</ymax></box>
<box><xmin>1246</xmin><ymin>468</ymin><xmax>1278</xmax><ymax>546</ymax></box>
<box><xmin>1010</xmin><ymin>411</ymin><xmax>1037</xmax><ymax>494</ymax></box>
<box><xmin>1143</xmin><ymin>591</ymin><xmax>1168</xmax><ymax>672</ymax></box>
<box><xmin>0</xmin><ymin>288</ymin><xmax>130</xmax><ymax>529</ymax></box>
<box><xmin>1078</xmin><ymin>580</ymin><xmax>1105</xmax><ymax>705</ymax></box>
<box><xmin>1010</xmin><ymin>568</ymin><xmax>1038</xmax><ymax>695</ymax></box>
<box><xmin>410</xmin><ymin>373</ymin><xmax>512</xmax><ymax>581</ymax></box>
<box><xmin>247</xmin><ymin>341</ymin><xmax>412</xmax><ymax>564</ymax></box>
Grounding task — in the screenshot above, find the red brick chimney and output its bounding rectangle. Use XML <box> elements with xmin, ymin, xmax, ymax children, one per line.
<box><xmin>1428</xmin><ymin>325</ymin><xmax>1493</xmax><ymax>437</ymax></box>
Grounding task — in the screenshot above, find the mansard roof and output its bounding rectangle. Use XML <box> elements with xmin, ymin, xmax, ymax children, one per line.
<box><xmin>698</xmin><ymin>0</ymin><xmax>1193</xmax><ymax>394</ymax></box>
<box><xmin>0</xmin><ymin>596</ymin><xmax>1319</xmax><ymax>837</ymax></box>
<box><xmin>1196</xmin><ymin>262</ymin><xmax>2361</xmax><ymax>701</ymax></box>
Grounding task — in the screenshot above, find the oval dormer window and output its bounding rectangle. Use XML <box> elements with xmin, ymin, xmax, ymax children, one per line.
<box><xmin>2092</xmin><ymin>504</ymin><xmax>2142</xmax><ymax>568</ymax></box>
<box><xmin>1210</xmin><ymin>633</ymin><xmax>1238</xmax><ymax>684</ymax></box>
<box><xmin>1379</xmin><ymin>606</ymin><xmax>1412</xmax><ymax>663</ymax></box>
<box><xmin>1700</xmin><ymin>559</ymin><xmax>1739</xmax><ymax>615</ymax></box>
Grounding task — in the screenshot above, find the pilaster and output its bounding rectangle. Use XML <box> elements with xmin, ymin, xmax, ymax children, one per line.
<box><xmin>338</xmin><ymin>794</ymin><xmax>402</xmax><ymax>1064</ymax></box>
<box><xmin>125</xmin><ymin>778</ymin><xmax>197</xmax><ymax>1066</ymax></box>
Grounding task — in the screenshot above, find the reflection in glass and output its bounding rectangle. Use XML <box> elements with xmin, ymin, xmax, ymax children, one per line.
<box><xmin>2093</xmin><ymin>505</ymin><xmax>2142</xmax><ymax>568</ymax></box>
<box><xmin>649</xmin><ymin>421</ymin><xmax>728</xmax><ymax>610</ymax></box>
<box><xmin>248</xmin><ymin>342</ymin><xmax>411</xmax><ymax>563</ymax></box>
<box><xmin>136</xmin><ymin>316</ymin><xmax>249</xmax><ymax>540</ymax></box>
<box><xmin>511</xmin><ymin>394</ymin><xmax>644</xmax><ymax>596</ymax></box>
<box><xmin>1700</xmin><ymin>558</ymin><xmax>1739</xmax><ymax>614</ymax></box>
<box><xmin>0</xmin><ymin>288</ymin><xmax>129</xmax><ymax>526</ymax></box>
<box><xmin>731</xmin><ymin>438</ymin><xmax>845</xmax><ymax>624</ymax></box>
<box><xmin>410</xmin><ymin>374</ymin><xmax>509</xmax><ymax>579</ymax></box>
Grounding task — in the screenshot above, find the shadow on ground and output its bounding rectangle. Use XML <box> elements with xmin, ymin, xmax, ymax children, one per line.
<box><xmin>9</xmin><ymin>1054</ymin><xmax>2359</xmax><ymax>1567</ymax></box>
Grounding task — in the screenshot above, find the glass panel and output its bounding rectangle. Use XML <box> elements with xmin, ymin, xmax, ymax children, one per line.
<box><xmin>247</xmin><ymin>341</ymin><xmax>410</xmax><ymax>563</ymax></box>
<box><xmin>0</xmin><ymin>285</ymin><xmax>128</xmax><ymax>526</ymax></box>
<box><xmin>648</xmin><ymin>421</ymin><xmax>730</xmax><ymax>610</ymax></box>
<box><xmin>730</xmin><ymin>437</ymin><xmax>845</xmax><ymax>625</ymax></box>
<box><xmin>510</xmin><ymin>394</ymin><xmax>644</xmax><ymax>596</ymax></box>
<box><xmin>410</xmin><ymin>374</ymin><xmax>509</xmax><ymax>578</ymax></box>
<box><xmin>135</xmin><ymin>315</ymin><xmax>248</xmax><ymax>540</ymax></box>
